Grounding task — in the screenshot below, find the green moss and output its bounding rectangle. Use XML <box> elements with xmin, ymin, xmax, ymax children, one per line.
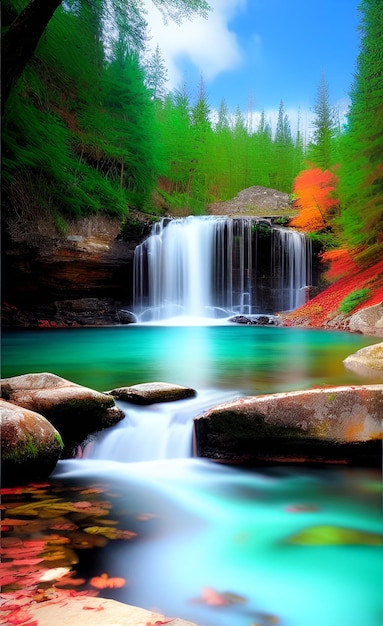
<box><xmin>338</xmin><ymin>288</ymin><xmax>370</xmax><ymax>315</ymax></box>
<box><xmin>5</xmin><ymin>434</ymin><xmax>41</xmax><ymax>462</ymax></box>
<box><xmin>4</xmin><ymin>432</ymin><xmax>63</xmax><ymax>462</ymax></box>
<box><xmin>54</xmin><ymin>431</ymin><xmax>64</xmax><ymax>448</ymax></box>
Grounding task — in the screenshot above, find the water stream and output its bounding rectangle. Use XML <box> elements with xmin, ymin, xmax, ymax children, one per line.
<box><xmin>2</xmin><ymin>217</ymin><xmax>381</xmax><ymax>625</ymax></box>
<box><xmin>3</xmin><ymin>326</ymin><xmax>382</xmax><ymax>626</ymax></box>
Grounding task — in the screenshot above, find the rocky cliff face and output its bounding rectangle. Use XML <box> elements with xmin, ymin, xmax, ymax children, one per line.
<box><xmin>2</xmin><ymin>214</ymin><xmax>151</xmax><ymax>327</ymax></box>
<box><xmin>1</xmin><ymin>187</ymin><xmax>322</xmax><ymax>328</ymax></box>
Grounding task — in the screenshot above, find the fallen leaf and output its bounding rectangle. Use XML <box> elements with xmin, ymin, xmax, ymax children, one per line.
<box><xmin>201</xmin><ymin>586</ymin><xmax>229</xmax><ymax>606</ymax></box>
<box><xmin>89</xmin><ymin>573</ymin><xmax>126</xmax><ymax>589</ymax></box>
<box><xmin>39</xmin><ymin>567</ymin><xmax>71</xmax><ymax>582</ymax></box>
<box><xmin>83</xmin><ymin>526</ymin><xmax>136</xmax><ymax>540</ymax></box>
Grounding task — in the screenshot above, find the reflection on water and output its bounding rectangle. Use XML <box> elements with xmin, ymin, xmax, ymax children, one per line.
<box><xmin>2</xmin><ymin>325</ymin><xmax>381</xmax><ymax>394</ymax></box>
<box><xmin>54</xmin><ymin>458</ymin><xmax>383</xmax><ymax>626</ymax></box>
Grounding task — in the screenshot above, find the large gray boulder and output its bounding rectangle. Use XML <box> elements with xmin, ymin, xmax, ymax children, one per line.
<box><xmin>1</xmin><ymin>399</ymin><xmax>64</xmax><ymax>485</ymax></box>
<box><xmin>348</xmin><ymin>302</ymin><xmax>383</xmax><ymax>336</ymax></box>
<box><xmin>194</xmin><ymin>385</ymin><xmax>383</xmax><ymax>466</ymax></box>
<box><xmin>343</xmin><ymin>342</ymin><xmax>383</xmax><ymax>379</ymax></box>
<box><xmin>0</xmin><ymin>373</ymin><xmax>124</xmax><ymax>456</ymax></box>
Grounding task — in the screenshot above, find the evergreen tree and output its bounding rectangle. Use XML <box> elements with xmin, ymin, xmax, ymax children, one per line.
<box><xmin>209</xmin><ymin>99</ymin><xmax>232</xmax><ymax>199</ymax></box>
<box><xmin>101</xmin><ymin>41</ymin><xmax>159</xmax><ymax>208</ymax></box>
<box><xmin>338</xmin><ymin>0</ymin><xmax>383</xmax><ymax>247</ymax></box>
<box><xmin>2</xmin><ymin>1</ymin><xmax>160</xmax><ymax>225</ymax></box>
<box><xmin>1</xmin><ymin>0</ymin><xmax>210</xmax><ymax>114</ymax></box>
<box><xmin>190</xmin><ymin>75</ymin><xmax>213</xmax><ymax>201</ymax></box>
<box><xmin>144</xmin><ymin>44</ymin><xmax>169</xmax><ymax>101</ymax></box>
<box><xmin>216</xmin><ymin>98</ymin><xmax>230</xmax><ymax>132</ymax></box>
<box><xmin>307</xmin><ymin>73</ymin><xmax>338</xmax><ymax>170</ymax></box>
<box><xmin>271</xmin><ymin>100</ymin><xmax>295</xmax><ymax>192</ymax></box>
<box><xmin>157</xmin><ymin>86</ymin><xmax>194</xmax><ymax>197</ymax></box>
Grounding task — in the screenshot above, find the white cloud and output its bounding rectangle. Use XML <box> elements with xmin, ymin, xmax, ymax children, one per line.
<box><xmin>143</xmin><ymin>0</ymin><xmax>246</xmax><ymax>90</ymax></box>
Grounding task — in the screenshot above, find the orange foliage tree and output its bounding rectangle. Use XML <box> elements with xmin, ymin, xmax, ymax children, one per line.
<box><xmin>289</xmin><ymin>167</ymin><xmax>339</xmax><ymax>232</ymax></box>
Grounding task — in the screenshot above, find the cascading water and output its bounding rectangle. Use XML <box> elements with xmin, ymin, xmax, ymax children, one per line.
<box><xmin>133</xmin><ymin>216</ymin><xmax>312</xmax><ymax>322</ymax></box>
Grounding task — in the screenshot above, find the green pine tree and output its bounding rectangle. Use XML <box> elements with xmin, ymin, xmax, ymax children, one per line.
<box><xmin>307</xmin><ymin>73</ymin><xmax>338</xmax><ymax>170</ymax></box>
<box><xmin>338</xmin><ymin>0</ymin><xmax>383</xmax><ymax>247</ymax></box>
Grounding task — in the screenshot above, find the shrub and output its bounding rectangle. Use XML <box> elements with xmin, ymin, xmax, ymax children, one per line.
<box><xmin>338</xmin><ymin>288</ymin><xmax>370</xmax><ymax>315</ymax></box>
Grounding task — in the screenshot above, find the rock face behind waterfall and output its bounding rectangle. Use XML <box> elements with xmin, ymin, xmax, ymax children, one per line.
<box><xmin>193</xmin><ymin>385</ymin><xmax>383</xmax><ymax>466</ymax></box>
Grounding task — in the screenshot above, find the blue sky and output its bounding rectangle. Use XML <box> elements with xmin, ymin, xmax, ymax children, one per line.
<box><xmin>144</xmin><ymin>0</ymin><xmax>361</xmax><ymax>133</ymax></box>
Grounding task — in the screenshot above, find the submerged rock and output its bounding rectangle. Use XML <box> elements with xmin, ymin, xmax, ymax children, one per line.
<box><xmin>0</xmin><ymin>373</ymin><xmax>124</xmax><ymax>456</ymax></box>
<box><xmin>107</xmin><ymin>381</ymin><xmax>197</xmax><ymax>404</ymax></box>
<box><xmin>0</xmin><ymin>399</ymin><xmax>64</xmax><ymax>485</ymax></box>
<box><xmin>193</xmin><ymin>384</ymin><xmax>383</xmax><ymax>466</ymax></box>
<box><xmin>287</xmin><ymin>524</ymin><xmax>383</xmax><ymax>546</ymax></box>
<box><xmin>343</xmin><ymin>342</ymin><xmax>383</xmax><ymax>379</ymax></box>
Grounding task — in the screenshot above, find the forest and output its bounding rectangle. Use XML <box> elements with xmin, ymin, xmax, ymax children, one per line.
<box><xmin>2</xmin><ymin>0</ymin><xmax>382</xmax><ymax>263</ymax></box>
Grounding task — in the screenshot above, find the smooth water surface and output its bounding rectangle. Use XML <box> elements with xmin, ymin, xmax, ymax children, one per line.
<box><xmin>54</xmin><ymin>458</ymin><xmax>382</xmax><ymax>626</ymax></box>
<box><xmin>2</xmin><ymin>325</ymin><xmax>381</xmax><ymax>393</ymax></box>
<box><xmin>2</xmin><ymin>326</ymin><xmax>382</xmax><ymax>626</ymax></box>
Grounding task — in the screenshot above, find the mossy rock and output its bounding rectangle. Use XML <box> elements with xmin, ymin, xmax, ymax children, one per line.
<box><xmin>1</xmin><ymin>399</ymin><xmax>64</xmax><ymax>485</ymax></box>
<box><xmin>0</xmin><ymin>372</ymin><xmax>125</xmax><ymax>457</ymax></box>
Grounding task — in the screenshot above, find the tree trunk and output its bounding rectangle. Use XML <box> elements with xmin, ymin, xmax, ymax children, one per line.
<box><xmin>1</xmin><ymin>0</ymin><xmax>62</xmax><ymax>116</ymax></box>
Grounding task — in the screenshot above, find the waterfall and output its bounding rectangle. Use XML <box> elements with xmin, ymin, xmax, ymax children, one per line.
<box><xmin>133</xmin><ymin>216</ymin><xmax>311</xmax><ymax>322</ymax></box>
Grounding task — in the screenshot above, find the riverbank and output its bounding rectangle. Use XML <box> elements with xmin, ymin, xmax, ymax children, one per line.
<box><xmin>281</xmin><ymin>254</ymin><xmax>383</xmax><ymax>336</ymax></box>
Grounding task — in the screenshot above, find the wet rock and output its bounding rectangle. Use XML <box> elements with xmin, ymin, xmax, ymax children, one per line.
<box><xmin>1</xmin><ymin>373</ymin><xmax>124</xmax><ymax>456</ymax></box>
<box><xmin>229</xmin><ymin>314</ymin><xmax>280</xmax><ymax>325</ymax></box>
<box><xmin>118</xmin><ymin>309</ymin><xmax>137</xmax><ymax>324</ymax></box>
<box><xmin>0</xmin><ymin>399</ymin><xmax>64</xmax><ymax>485</ymax></box>
<box><xmin>26</xmin><ymin>596</ymin><xmax>198</xmax><ymax>626</ymax></box>
<box><xmin>343</xmin><ymin>342</ymin><xmax>383</xmax><ymax>379</ymax></box>
<box><xmin>348</xmin><ymin>302</ymin><xmax>383</xmax><ymax>337</ymax></box>
<box><xmin>193</xmin><ymin>385</ymin><xmax>383</xmax><ymax>466</ymax></box>
<box><xmin>107</xmin><ymin>381</ymin><xmax>197</xmax><ymax>404</ymax></box>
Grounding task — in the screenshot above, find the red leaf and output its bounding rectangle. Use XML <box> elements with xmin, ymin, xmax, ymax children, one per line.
<box><xmin>0</xmin><ymin>518</ymin><xmax>28</xmax><ymax>526</ymax></box>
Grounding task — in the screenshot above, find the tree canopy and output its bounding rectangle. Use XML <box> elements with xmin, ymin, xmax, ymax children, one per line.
<box><xmin>2</xmin><ymin>0</ymin><xmax>382</xmax><ymax>263</ymax></box>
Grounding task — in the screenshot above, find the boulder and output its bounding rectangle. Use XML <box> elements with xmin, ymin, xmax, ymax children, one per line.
<box><xmin>343</xmin><ymin>342</ymin><xmax>383</xmax><ymax>379</ymax></box>
<box><xmin>193</xmin><ymin>385</ymin><xmax>383</xmax><ymax>466</ymax></box>
<box><xmin>0</xmin><ymin>399</ymin><xmax>64</xmax><ymax>485</ymax></box>
<box><xmin>229</xmin><ymin>314</ymin><xmax>280</xmax><ymax>325</ymax></box>
<box><xmin>348</xmin><ymin>302</ymin><xmax>383</xmax><ymax>336</ymax></box>
<box><xmin>118</xmin><ymin>309</ymin><xmax>138</xmax><ymax>324</ymax></box>
<box><xmin>26</xmin><ymin>596</ymin><xmax>198</xmax><ymax>626</ymax></box>
<box><xmin>107</xmin><ymin>381</ymin><xmax>197</xmax><ymax>404</ymax></box>
<box><xmin>0</xmin><ymin>373</ymin><xmax>124</xmax><ymax>456</ymax></box>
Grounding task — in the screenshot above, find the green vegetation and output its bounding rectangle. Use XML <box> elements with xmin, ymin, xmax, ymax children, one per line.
<box><xmin>338</xmin><ymin>288</ymin><xmax>370</xmax><ymax>315</ymax></box>
<box><xmin>288</xmin><ymin>0</ymin><xmax>382</xmax><ymax>261</ymax></box>
<box><xmin>1</xmin><ymin>0</ymin><xmax>382</xmax><ymax>266</ymax></box>
<box><xmin>337</xmin><ymin>0</ymin><xmax>383</xmax><ymax>248</ymax></box>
